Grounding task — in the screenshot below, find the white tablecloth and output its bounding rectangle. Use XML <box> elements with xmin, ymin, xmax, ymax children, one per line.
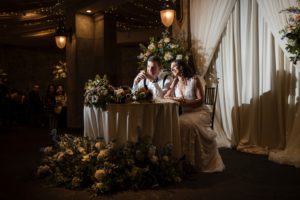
<box><xmin>83</xmin><ymin>101</ymin><xmax>182</xmax><ymax>157</ymax></box>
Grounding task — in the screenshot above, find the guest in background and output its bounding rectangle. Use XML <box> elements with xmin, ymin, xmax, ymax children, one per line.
<box><xmin>28</xmin><ymin>84</ymin><xmax>44</xmax><ymax>127</ymax></box>
<box><xmin>132</xmin><ymin>55</ymin><xmax>172</xmax><ymax>98</ymax></box>
<box><xmin>45</xmin><ymin>84</ymin><xmax>56</xmax><ymax>129</ymax></box>
<box><xmin>0</xmin><ymin>77</ymin><xmax>9</xmax><ymax>127</ymax></box>
<box><xmin>54</xmin><ymin>84</ymin><xmax>67</xmax><ymax>129</ymax></box>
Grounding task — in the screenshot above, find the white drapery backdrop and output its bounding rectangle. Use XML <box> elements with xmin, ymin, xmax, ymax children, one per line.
<box><xmin>190</xmin><ymin>0</ymin><xmax>300</xmax><ymax>167</ymax></box>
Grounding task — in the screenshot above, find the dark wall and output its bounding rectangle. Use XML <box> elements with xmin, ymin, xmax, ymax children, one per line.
<box><xmin>0</xmin><ymin>44</ymin><xmax>65</xmax><ymax>96</ymax></box>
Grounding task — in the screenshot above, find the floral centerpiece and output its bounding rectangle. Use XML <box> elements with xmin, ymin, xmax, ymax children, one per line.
<box><xmin>137</xmin><ymin>31</ymin><xmax>190</xmax><ymax>71</ymax></box>
<box><xmin>52</xmin><ymin>61</ymin><xmax>67</xmax><ymax>80</ymax></box>
<box><xmin>133</xmin><ymin>87</ymin><xmax>153</xmax><ymax>101</ymax></box>
<box><xmin>37</xmin><ymin>132</ymin><xmax>183</xmax><ymax>195</ymax></box>
<box><xmin>112</xmin><ymin>86</ymin><xmax>132</xmax><ymax>103</ymax></box>
<box><xmin>280</xmin><ymin>0</ymin><xmax>300</xmax><ymax>64</ymax></box>
<box><xmin>84</xmin><ymin>74</ymin><xmax>114</xmax><ymax>109</ymax></box>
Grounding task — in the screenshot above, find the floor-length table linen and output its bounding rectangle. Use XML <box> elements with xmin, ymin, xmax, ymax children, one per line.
<box><xmin>83</xmin><ymin>102</ymin><xmax>181</xmax><ymax>158</ymax></box>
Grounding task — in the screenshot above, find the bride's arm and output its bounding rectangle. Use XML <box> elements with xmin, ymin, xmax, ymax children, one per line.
<box><xmin>181</xmin><ymin>77</ymin><xmax>203</xmax><ymax>107</ymax></box>
<box><xmin>164</xmin><ymin>78</ymin><xmax>178</xmax><ymax>98</ymax></box>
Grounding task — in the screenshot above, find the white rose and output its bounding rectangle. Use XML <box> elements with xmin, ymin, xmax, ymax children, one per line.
<box><xmin>81</xmin><ymin>154</ymin><xmax>91</xmax><ymax>162</ymax></box>
<box><xmin>97</xmin><ymin>149</ymin><xmax>108</xmax><ymax>160</ymax></box>
<box><xmin>164</xmin><ymin>52</ymin><xmax>173</xmax><ymax>61</ymax></box>
<box><xmin>162</xmin><ymin>155</ymin><xmax>169</xmax><ymax>162</ymax></box>
<box><xmin>95</xmin><ymin>142</ymin><xmax>104</xmax><ymax>150</ymax></box>
<box><xmin>94</xmin><ymin>169</ymin><xmax>105</xmax><ymax>181</ymax></box>
<box><xmin>164</xmin><ymin>37</ymin><xmax>170</xmax><ymax>43</ymax></box>
<box><xmin>150</xmin><ymin>155</ymin><xmax>158</xmax><ymax>164</ymax></box>
<box><xmin>95</xmin><ymin>182</ymin><xmax>104</xmax><ymax>190</ymax></box>
<box><xmin>114</xmin><ymin>88</ymin><xmax>124</xmax><ymax>96</ymax></box>
<box><xmin>137</xmin><ymin>53</ymin><xmax>144</xmax><ymax>59</ymax></box>
<box><xmin>57</xmin><ymin>152</ymin><xmax>65</xmax><ymax>162</ymax></box>
<box><xmin>65</xmin><ymin>149</ymin><xmax>74</xmax><ymax>155</ymax></box>
<box><xmin>176</xmin><ymin>54</ymin><xmax>183</xmax><ymax>60</ymax></box>
<box><xmin>148</xmin><ymin>43</ymin><xmax>156</xmax><ymax>51</ymax></box>
<box><xmin>78</xmin><ymin>146</ymin><xmax>86</xmax><ymax>154</ymax></box>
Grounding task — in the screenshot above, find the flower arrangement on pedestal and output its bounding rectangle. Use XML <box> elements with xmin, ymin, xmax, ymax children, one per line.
<box><xmin>137</xmin><ymin>31</ymin><xmax>190</xmax><ymax>71</ymax></box>
<box><xmin>37</xmin><ymin>133</ymin><xmax>182</xmax><ymax>195</ymax></box>
<box><xmin>84</xmin><ymin>74</ymin><xmax>115</xmax><ymax>109</ymax></box>
<box><xmin>280</xmin><ymin>0</ymin><xmax>300</xmax><ymax>64</ymax></box>
<box><xmin>52</xmin><ymin>61</ymin><xmax>67</xmax><ymax>80</ymax></box>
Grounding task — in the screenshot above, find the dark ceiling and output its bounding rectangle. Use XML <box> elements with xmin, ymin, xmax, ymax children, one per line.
<box><xmin>0</xmin><ymin>0</ymin><xmax>163</xmax><ymax>47</ymax></box>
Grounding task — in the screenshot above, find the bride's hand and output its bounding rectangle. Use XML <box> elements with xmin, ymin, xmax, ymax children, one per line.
<box><xmin>173</xmin><ymin>97</ymin><xmax>186</xmax><ymax>104</ymax></box>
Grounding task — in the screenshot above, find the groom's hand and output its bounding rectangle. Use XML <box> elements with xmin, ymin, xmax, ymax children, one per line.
<box><xmin>134</xmin><ymin>70</ymin><xmax>147</xmax><ymax>85</ymax></box>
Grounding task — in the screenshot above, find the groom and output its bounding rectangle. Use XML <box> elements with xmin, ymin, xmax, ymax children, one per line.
<box><xmin>132</xmin><ymin>56</ymin><xmax>172</xmax><ymax>98</ymax></box>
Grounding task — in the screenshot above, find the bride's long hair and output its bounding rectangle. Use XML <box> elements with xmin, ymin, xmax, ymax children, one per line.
<box><xmin>171</xmin><ymin>59</ymin><xmax>194</xmax><ymax>79</ymax></box>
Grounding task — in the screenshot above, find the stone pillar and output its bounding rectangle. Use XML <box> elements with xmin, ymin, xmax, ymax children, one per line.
<box><xmin>66</xmin><ymin>13</ymin><xmax>116</xmax><ymax>129</ymax></box>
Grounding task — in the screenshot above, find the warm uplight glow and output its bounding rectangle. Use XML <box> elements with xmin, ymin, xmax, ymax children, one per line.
<box><xmin>86</xmin><ymin>10</ymin><xmax>92</xmax><ymax>13</ymax></box>
<box><xmin>160</xmin><ymin>9</ymin><xmax>175</xmax><ymax>27</ymax></box>
<box><xmin>55</xmin><ymin>35</ymin><xmax>67</xmax><ymax>49</ymax></box>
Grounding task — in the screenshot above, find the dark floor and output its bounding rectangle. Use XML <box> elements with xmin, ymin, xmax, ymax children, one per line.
<box><xmin>0</xmin><ymin>125</ymin><xmax>300</xmax><ymax>200</ymax></box>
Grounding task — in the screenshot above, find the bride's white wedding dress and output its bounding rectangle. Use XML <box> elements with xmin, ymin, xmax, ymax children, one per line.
<box><xmin>175</xmin><ymin>78</ymin><xmax>225</xmax><ymax>172</ymax></box>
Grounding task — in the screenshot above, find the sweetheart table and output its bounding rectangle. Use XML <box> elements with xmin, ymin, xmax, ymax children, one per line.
<box><xmin>83</xmin><ymin>100</ymin><xmax>182</xmax><ymax>157</ymax></box>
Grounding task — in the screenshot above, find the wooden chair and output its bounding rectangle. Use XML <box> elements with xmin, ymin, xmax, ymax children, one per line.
<box><xmin>204</xmin><ymin>84</ymin><xmax>218</xmax><ymax>129</ymax></box>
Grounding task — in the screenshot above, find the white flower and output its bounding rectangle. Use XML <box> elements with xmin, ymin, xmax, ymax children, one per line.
<box><xmin>174</xmin><ymin>176</ymin><xmax>182</xmax><ymax>183</ymax></box>
<box><xmin>81</xmin><ymin>154</ymin><xmax>91</xmax><ymax>162</ymax></box>
<box><xmin>94</xmin><ymin>182</ymin><xmax>104</xmax><ymax>190</ymax></box>
<box><xmin>150</xmin><ymin>155</ymin><xmax>158</xmax><ymax>164</ymax></box>
<box><xmin>176</xmin><ymin>54</ymin><xmax>183</xmax><ymax>60</ymax></box>
<box><xmin>61</xmin><ymin>72</ymin><xmax>67</xmax><ymax>78</ymax></box>
<box><xmin>95</xmin><ymin>142</ymin><xmax>104</xmax><ymax>150</ymax></box>
<box><xmin>164</xmin><ymin>52</ymin><xmax>173</xmax><ymax>61</ymax></box>
<box><xmin>91</xmin><ymin>95</ymin><xmax>99</xmax><ymax>103</ymax></box>
<box><xmin>137</xmin><ymin>53</ymin><xmax>144</xmax><ymax>59</ymax></box>
<box><xmin>148</xmin><ymin>43</ymin><xmax>156</xmax><ymax>51</ymax></box>
<box><xmin>94</xmin><ymin>169</ymin><xmax>105</xmax><ymax>181</ymax></box>
<box><xmin>170</xmin><ymin>44</ymin><xmax>179</xmax><ymax>49</ymax></box>
<box><xmin>164</xmin><ymin>37</ymin><xmax>170</xmax><ymax>43</ymax></box>
<box><xmin>97</xmin><ymin>149</ymin><xmax>108</xmax><ymax>160</ymax></box>
<box><xmin>57</xmin><ymin>152</ymin><xmax>65</xmax><ymax>162</ymax></box>
<box><xmin>162</xmin><ymin>155</ymin><xmax>169</xmax><ymax>162</ymax></box>
<box><xmin>65</xmin><ymin>149</ymin><xmax>73</xmax><ymax>155</ymax></box>
<box><xmin>114</xmin><ymin>88</ymin><xmax>124</xmax><ymax>96</ymax></box>
<box><xmin>185</xmin><ymin>55</ymin><xmax>189</xmax><ymax>61</ymax></box>
<box><xmin>78</xmin><ymin>146</ymin><xmax>86</xmax><ymax>154</ymax></box>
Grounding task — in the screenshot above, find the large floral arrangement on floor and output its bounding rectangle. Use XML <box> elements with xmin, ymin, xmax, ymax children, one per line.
<box><xmin>280</xmin><ymin>0</ymin><xmax>300</xmax><ymax>64</ymax></box>
<box><xmin>37</xmin><ymin>132</ymin><xmax>183</xmax><ymax>195</ymax></box>
<box><xmin>137</xmin><ymin>31</ymin><xmax>189</xmax><ymax>70</ymax></box>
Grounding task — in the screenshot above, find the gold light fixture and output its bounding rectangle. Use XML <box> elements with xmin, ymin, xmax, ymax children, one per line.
<box><xmin>160</xmin><ymin>0</ymin><xmax>176</xmax><ymax>28</ymax></box>
<box><xmin>55</xmin><ymin>20</ymin><xmax>67</xmax><ymax>49</ymax></box>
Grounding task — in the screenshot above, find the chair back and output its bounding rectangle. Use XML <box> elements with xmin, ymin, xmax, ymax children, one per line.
<box><xmin>204</xmin><ymin>84</ymin><xmax>218</xmax><ymax>129</ymax></box>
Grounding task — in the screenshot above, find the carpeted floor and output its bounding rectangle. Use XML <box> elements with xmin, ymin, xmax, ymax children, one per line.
<box><xmin>0</xmin><ymin>125</ymin><xmax>300</xmax><ymax>200</ymax></box>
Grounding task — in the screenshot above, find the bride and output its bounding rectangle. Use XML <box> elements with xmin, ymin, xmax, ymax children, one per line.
<box><xmin>165</xmin><ymin>59</ymin><xmax>224</xmax><ymax>172</ymax></box>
